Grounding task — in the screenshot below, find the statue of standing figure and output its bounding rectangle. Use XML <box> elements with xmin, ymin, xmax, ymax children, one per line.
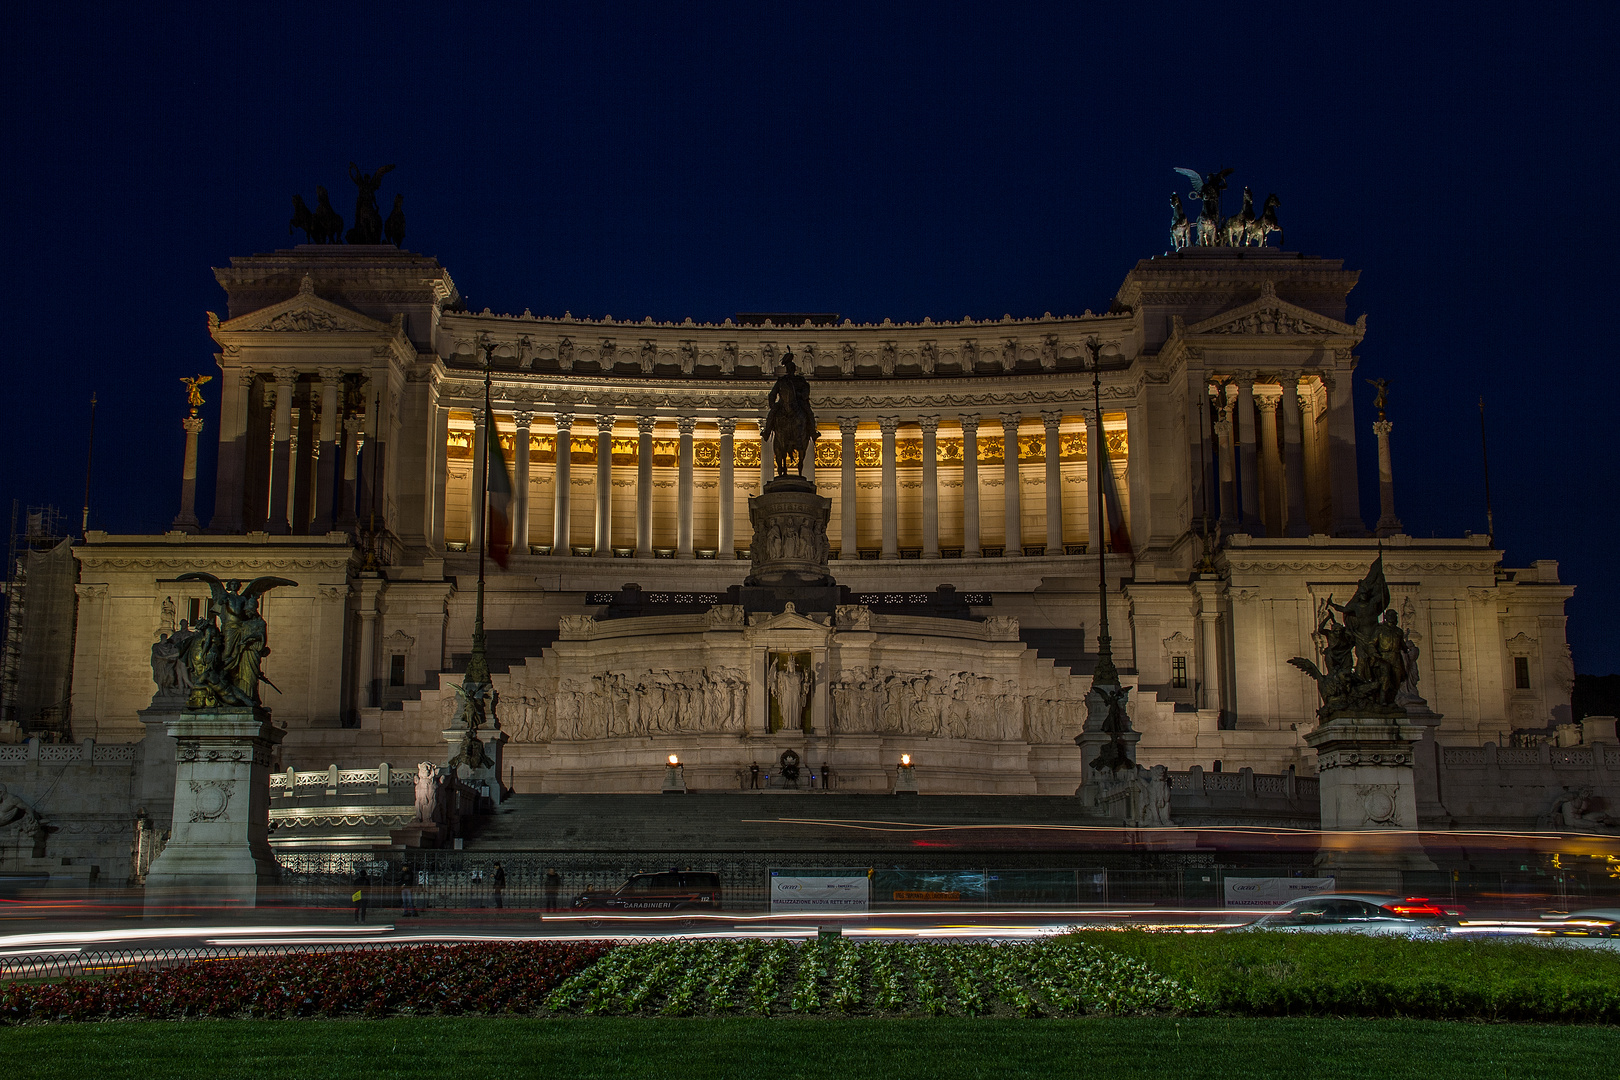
<box><xmin>762</xmin><ymin>352</ymin><xmax>818</xmax><ymax>477</ymax></box>
<box><xmin>345</xmin><ymin>162</ymin><xmax>396</xmax><ymax>244</ymax></box>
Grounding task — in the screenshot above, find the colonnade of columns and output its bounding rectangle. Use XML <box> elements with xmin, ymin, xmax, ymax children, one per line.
<box><xmin>212</xmin><ymin>367</ymin><xmax>375</xmax><ymax>536</ymax></box>
<box><xmin>1207</xmin><ymin>372</ymin><xmax>1360</xmax><ymax>538</ymax></box>
<box><xmin>448</xmin><ymin>408</ymin><xmax>1126</xmax><ymax>560</ymax></box>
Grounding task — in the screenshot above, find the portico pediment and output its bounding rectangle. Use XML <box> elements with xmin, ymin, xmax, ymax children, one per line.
<box><xmin>213</xmin><ymin>275</ymin><xmax>398</xmax><ymax>337</ymax></box>
<box><xmin>746</xmin><ymin>603</ymin><xmax>832</xmax><ymax>636</ymax></box>
<box><xmin>1188</xmin><ymin>282</ymin><xmax>1364</xmax><ymax>341</ymax></box>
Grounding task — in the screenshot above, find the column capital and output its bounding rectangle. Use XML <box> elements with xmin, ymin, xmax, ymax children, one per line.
<box><xmin>181</xmin><ymin>416</ymin><xmax>205</xmax><ymax>435</ymax></box>
<box><xmin>1078</xmin><ymin>404</ymin><xmax>1099</xmax><ymax>423</ymax></box>
<box><xmin>554</xmin><ymin>413</ymin><xmax>575</xmax><ymax>432</ymax></box>
<box><xmin>317</xmin><ymin>365</ymin><xmax>343</xmax><ymax>383</ymax></box>
<box><xmin>675</xmin><ymin>415</ymin><xmax>697</xmax><ymax>435</ymax></box>
<box><xmin>959</xmin><ymin>413</ymin><xmax>980</xmax><ymax>435</ymax></box>
<box><xmin>1233</xmin><ymin>370</ymin><xmax>1257</xmax><ymax>387</ymax></box>
<box><xmin>838</xmin><ymin>416</ymin><xmax>861</xmax><ymax>437</ymax></box>
<box><xmin>513</xmin><ymin>410</ymin><xmax>534</xmax><ymax>428</ymax></box>
<box><xmin>636</xmin><ymin>415</ymin><xmax>658</xmax><ymax>436</ymax></box>
<box><xmin>877</xmin><ymin>415</ymin><xmax>901</xmax><ymax>436</ymax></box>
<box><xmin>1373</xmin><ymin>419</ymin><xmax>1393</xmax><ymax>437</ymax></box>
<box><xmin>1254</xmin><ymin>387</ymin><xmax>1283</xmax><ymax>410</ymax></box>
<box><xmin>272</xmin><ymin>366</ymin><xmax>298</xmax><ymax>385</ymax></box>
<box><xmin>237</xmin><ymin>370</ymin><xmax>258</xmax><ymax>389</ymax></box>
<box><xmin>1040</xmin><ymin>409</ymin><xmax>1063</xmax><ymax>429</ymax></box>
<box><xmin>916</xmin><ymin>414</ymin><xmax>939</xmax><ymax>435</ymax></box>
<box><xmin>595</xmin><ymin>414</ymin><xmax>616</xmax><ymax>435</ymax></box>
<box><xmin>999</xmin><ymin>411</ymin><xmax>1022</xmax><ymax>432</ymax></box>
<box><xmin>1213</xmin><ymin>418</ymin><xmax>1233</xmax><ymax>439</ymax></box>
<box><xmin>715</xmin><ymin>415</ymin><xmax>737</xmax><ymax>436</ymax></box>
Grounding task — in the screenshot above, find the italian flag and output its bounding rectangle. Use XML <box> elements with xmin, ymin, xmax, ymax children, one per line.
<box><xmin>1096</xmin><ymin>430</ymin><xmax>1131</xmax><ymax>557</ymax></box>
<box><xmin>485</xmin><ymin>421</ymin><xmax>513</xmax><ymax>568</ymax></box>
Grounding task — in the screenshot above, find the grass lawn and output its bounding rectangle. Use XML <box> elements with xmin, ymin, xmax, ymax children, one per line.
<box><xmin>3</xmin><ymin>1016</ymin><xmax>1616</xmax><ymax>1080</ymax></box>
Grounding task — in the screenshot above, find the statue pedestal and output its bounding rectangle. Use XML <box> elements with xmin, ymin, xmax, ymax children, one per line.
<box><xmin>1075</xmin><ymin>684</ymin><xmax>1140</xmax><ymax>807</ymax></box>
<box><xmin>443</xmin><ymin>724</ymin><xmax>505</xmax><ymax>805</ymax></box>
<box><xmin>143</xmin><ymin>707</ymin><xmax>283</xmax><ymax>911</ymax></box>
<box><xmin>746</xmin><ymin>476</ymin><xmax>834</xmax><ymax>588</ymax></box>
<box><xmin>1304</xmin><ymin>714</ymin><xmax>1436</xmax><ymax>890</ymax></box>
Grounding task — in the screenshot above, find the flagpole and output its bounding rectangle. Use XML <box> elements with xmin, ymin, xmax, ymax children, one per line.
<box><xmin>468</xmin><ymin>336</ymin><xmax>493</xmax><ymax>685</ymax></box>
<box><xmin>1478</xmin><ymin>396</ymin><xmax>1496</xmax><ymax>550</ymax></box>
<box><xmin>1085</xmin><ymin>338</ymin><xmax>1118</xmax><ymax>689</ymax></box>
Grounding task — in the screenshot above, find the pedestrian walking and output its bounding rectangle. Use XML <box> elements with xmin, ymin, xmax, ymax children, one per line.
<box><xmin>400</xmin><ymin>873</ymin><xmax>418</xmax><ymax>918</ymax></box>
<box><xmin>545</xmin><ymin>867</ymin><xmax>562</xmax><ymax>912</ymax></box>
<box><xmin>492</xmin><ymin>861</ymin><xmax>506</xmax><ymax>910</ymax></box>
<box><xmin>352</xmin><ymin>867</ymin><xmax>369</xmax><ymax>923</ymax></box>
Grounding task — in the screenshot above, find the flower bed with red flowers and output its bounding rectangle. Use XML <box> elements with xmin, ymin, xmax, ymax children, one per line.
<box><xmin>0</xmin><ymin>941</ymin><xmax>615</xmax><ymax>1024</ymax></box>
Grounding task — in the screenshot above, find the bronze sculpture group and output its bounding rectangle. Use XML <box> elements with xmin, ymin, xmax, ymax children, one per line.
<box><xmin>149</xmin><ymin>574</ymin><xmax>297</xmax><ymax>710</ymax></box>
<box><xmin>761</xmin><ymin>351</ymin><xmax>818</xmax><ymax>477</ymax></box>
<box><xmin>1288</xmin><ymin>555</ymin><xmax>1413</xmax><ymax>722</ymax></box>
<box><xmin>289</xmin><ymin>163</ymin><xmax>405</xmax><ymax>247</ymax></box>
<box><xmin>1170</xmin><ymin>168</ymin><xmax>1282</xmax><ymax>250</ymax></box>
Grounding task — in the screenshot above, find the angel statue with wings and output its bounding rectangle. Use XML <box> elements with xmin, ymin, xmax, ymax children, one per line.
<box><xmin>1174</xmin><ymin>167</ymin><xmax>1233</xmax><ymax>246</ymax></box>
<box><xmin>174</xmin><ymin>573</ymin><xmax>297</xmax><ymax>708</ymax></box>
<box><xmin>180</xmin><ymin>375</ymin><xmax>212</xmax><ymax>416</ymax></box>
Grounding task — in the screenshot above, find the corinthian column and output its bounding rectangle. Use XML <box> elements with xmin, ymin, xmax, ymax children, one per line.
<box><xmin>635</xmin><ymin>416</ymin><xmax>655</xmax><ymax>558</ymax></box>
<box><xmin>960</xmin><ymin>414</ymin><xmax>981</xmax><ymax>557</ymax></box>
<box><xmin>878</xmin><ymin>416</ymin><xmax>900</xmax><ymax>559</ymax></box>
<box><xmin>267</xmin><ymin>367</ymin><xmax>296</xmax><ymax>534</ymax></box>
<box><xmin>1000</xmin><ymin>412</ymin><xmax>1022</xmax><ymax>554</ymax></box>
<box><xmin>593</xmin><ymin>414</ymin><xmax>615</xmax><ymax>555</ymax></box>
<box><xmin>552</xmin><ymin>414</ymin><xmax>573</xmax><ymax>554</ymax></box>
<box><xmin>1280</xmin><ymin>379</ymin><xmax>1310</xmax><ymax>537</ymax></box>
<box><xmin>1041</xmin><ymin>410</ymin><xmax>1063</xmax><ymax>556</ymax></box>
<box><xmin>313</xmin><ymin>368</ymin><xmax>342</xmax><ymax>533</ymax></box>
<box><xmin>717</xmin><ymin>417</ymin><xmax>736</xmax><ymax>558</ymax></box>
<box><xmin>1374</xmin><ymin>418</ymin><xmax>1403</xmax><ymax>536</ymax></box>
<box><xmin>839</xmin><ymin>417</ymin><xmax>859</xmax><ymax>559</ymax></box>
<box><xmin>1235</xmin><ymin>374</ymin><xmax>1262</xmax><ymax>534</ymax></box>
<box><xmin>1256</xmin><ymin>389</ymin><xmax>1283</xmax><ymax>536</ymax></box>
<box><xmin>513</xmin><ymin>411</ymin><xmax>533</xmax><ymax>554</ymax></box>
<box><xmin>172</xmin><ymin>415</ymin><xmax>205</xmax><ymax>533</ymax></box>
<box><xmin>676</xmin><ymin>416</ymin><xmax>696</xmax><ymax>558</ymax></box>
<box><xmin>918</xmin><ymin>415</ymin><xmax>940</xmax><ymax>558</ymax></box>
<box><xmin>211</xmin><ymin>370</ymin><xmax>252</xmax><ymax>533</ymax></box>
<box><xmin>1214</xmin><ymin>387</ymin><xmax>1237</xmax><ymax>528</ymax></box>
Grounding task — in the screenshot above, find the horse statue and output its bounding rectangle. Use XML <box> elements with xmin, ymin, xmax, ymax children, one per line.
<box><xmin>312</xmin><ymin>185</ymin><xmax>344</xmax><ymax>243</ymax></box>
<box><xmin>383</xmin><ymin>194</ymin><xmax>406</xmax><ymax>248</ymax></box>
<box><xmin>289</xmin><ymin>195</ymin><xmax>317</xmax><ymax>242</ymax></box>
<box><xmin>345</xmin><ymin>162</ymin><xmax>395</xmax><ymax>244</ymax></box>
<box><xmin>1247</xmin><ymin>193</ymin><xmax>1283</xmax><ymax>248</ymax></box>
<box><xmin>1221</xmin><ymin>186</ymin><xmax>1256</xmax><ymax>246</ymax></box>
<box><xmin>1169</xmin><ymin>193</ymin><xmax>1192</xmax><ymax>250</ymax></box>
<box><xmin>761</xmin><ymin>352</ymin><xmax>818</xmax><ymax>477</ymax></box>
<box><xmin>1175</xmin><ymin>166</ymin><xmax>1232</xmax><ymax>246</ymax></box>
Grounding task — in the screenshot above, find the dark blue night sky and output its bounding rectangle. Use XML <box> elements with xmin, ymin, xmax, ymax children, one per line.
<box><xmin>4</xmin><ymin>3</ymin><xmax>1616</xmax><ymax>669</ymax></box>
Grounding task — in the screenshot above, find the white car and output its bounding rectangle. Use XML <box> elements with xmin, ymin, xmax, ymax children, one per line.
<box><xmin>1231</xmin><ymin>893</ymin><xmax>1450</xmax><ymax>936</ymax></box>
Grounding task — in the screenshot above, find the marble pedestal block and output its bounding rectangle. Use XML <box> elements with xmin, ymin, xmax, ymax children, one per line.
<box><xmin>746</xmin><ymin>477</ymin><xmax>834</xmax><ymax>588</ymax></box>
<box><xmin>1304</xmin><ymin>714</ymin><xmax>1436</xmax><ymax>890</ymax></box>
<box><xmin>143</xmin><ymin>707</ymin><xmax>283</xmax><ymax>910</ymax></box>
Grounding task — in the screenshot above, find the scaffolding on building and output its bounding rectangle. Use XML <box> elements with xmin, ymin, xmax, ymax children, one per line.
<box><xmin>0</xmin><ymin>502</ymin><xmax>76</xmax><ymax>741</ymax></box>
